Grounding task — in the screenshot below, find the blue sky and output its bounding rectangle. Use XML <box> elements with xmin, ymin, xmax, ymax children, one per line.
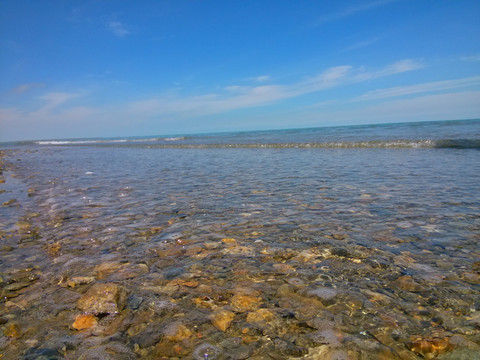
<box><xmin>1</xmin><ymin>0</ymin><xmax>479</xmax><ymax>141</ymax></box>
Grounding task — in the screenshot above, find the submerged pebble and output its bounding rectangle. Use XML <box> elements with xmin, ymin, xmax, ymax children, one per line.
<box><xmin>77</xmin><ymin>283</ymin><xmax>127</xmax><ymax>314</ymax></box>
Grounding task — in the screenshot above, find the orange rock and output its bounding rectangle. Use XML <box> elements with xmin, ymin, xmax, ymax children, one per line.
<box><xmin>164</xmin><ymin>322</ymin><xmax>193</xmax><ymax>342</ymax></box>
<box><xmin>169</xmin><ymin>279</ymin><xmax>199</xmax><ymax>288</ymax></box>
<box><xmin>221</xmin><ymin>238</ymin><xmax>237</xmax><ymax>247</ymax></box>
<box><xmin>210</xmin><ymin>309</ymin><xmax>235</xmax><ymax>331</ymax></box>
<box><xmin>45</xmin><ymin>241</ymin><xmax>61</xmax><ymax>256</ymax></box>
<box><xmin>246</xmin><ymin>309</ymin><xmax>276</xmax><ymax>324</ymax></box>
<box><xmin>77</xmin><ymin>283</ymin><xmax>127</xmax><ymax>314</ymax></box>
<box><xmin>3</xmin><ymin>323</ymin><xmax>21</xmax><ymax>338</ymax></box>
<box><xmin>72</xmin><ymin>314</ymin><xmax>98</xmax><ymax>330</ymax></box>
<box><xmin>94</xmin><ymin>262</ymin><xmax>126</xmax><ymax>279</ymax></box>
<box><xmin>408</xmin><ymin>337</ymin><xmax>454</xmax><ymax>358</ymax></box>
<box><xmin>230</xmin><ymin>295</ymin><xmax>262</xmax><ymax>313</ymax></box>
<box><xmin>193</xmin><ymin>296</ymin><xmax>216</xmax><ymax>309</ymax></box>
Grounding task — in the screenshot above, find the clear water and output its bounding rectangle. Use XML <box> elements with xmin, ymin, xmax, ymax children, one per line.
<box><xmin>1</xmin><ymin>119</ymin><xmax>480</xmax><ymax>359</ymax></box>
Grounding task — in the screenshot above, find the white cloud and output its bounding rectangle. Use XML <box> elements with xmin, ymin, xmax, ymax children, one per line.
<box><xmin>340</xmin><ymin>91</ymin><xmax>480</xmax><ymax>123</ymax></box>
<box><xmin>12</xmin><ymin>83</ymin><xmax>45</xmax><ymax>94</ymax></box>
<box><xmin>288</xmin><ymin>91</ymin><xmax>480</xmax><ymax>128</ymax></box>
<box><xmin>461</xmin><ymin>54</ymin><xmax>480</xmax><ymax>62</ymax></box>
<box><xmin>357</xmin><ymin>76</ymin><xmax>480</xmax><ymax>101</ymax></box>
<box><xmin>123</xmin><ymin>60</ymin><xmax>423</xmax><ymax>121</ymax></box>
<box><xmin>36</xmin><ymin>92</ymin><xmax>81</xmax><ymax>112</ymax></box>
<box><xmin>108</xmin><ymin>20</ymin><xmax>129</xmax><ymax>37</ymax></box>
<box><xmin>315</xmin><ymin>0</ymin><xmax>397</xmax><ymax>25</ymax></box>
<box><xmin>0</xmin><ymin>59</ymin><xmax>429</xmax><ymax>141</ymax></box>
<box><xmin>254</xmin><ymin>75</ymin><xmax>271</xmax><ymax>82</ymax></box>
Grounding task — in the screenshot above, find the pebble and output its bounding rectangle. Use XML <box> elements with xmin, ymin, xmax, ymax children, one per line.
<box><xmin>222</xmin><ymin>246</ymin><xmax>255</xmax><ymax>257</ymax></box>
<box><xmin>395</xmin><ymin>275</ymin><xmax>425</xmax><ymax>292</ymax></box>
<box><xmin>408</xmin><ymin>337</ymin><xmax>454</xmax><ymax>358</ymax></box>
<box><xmin>222</xmin><ymin>238</ymin><xmax>237</xmax><ymax>247</ymax></box>
<box><xmin>306</xmin><ymin>287</ymin><xmax>338</xmax><ymax>305</ymax></box>
<box><xmin>246</xmin><ymin>308</ymin><xmax>276</xmax><ymax>324</ymax></box>
<box><xmin>77</xmin><ymin>283</ymin><xmax>127</xmax><ymax>314</ymax></box>
<box><xmin>22</xmin><ymin>347</ymin><xmax>64</xmax><ymax>360</ymax></box>
<box><xmin>230</xmin><ymin>295</ymin><xmax>262</xmax><ymax>313</ymax></box>
<box><xmin>192</xmin><ymin>343</ymin><xmax>222</xmax><ymax>360</ymax></box>
<box><xmin>211</xmin><ymin>309</ymin><xmax>235</xmax><ymax>331</ymax></box>
<box><xmin>220</xmin><ymin>337</ymin><xmax>252</xmax><ymax>359</ymax></box>
<box><xmin>72</xmin><ymin>314</ymin><xmax>98</xmax><ymax>330</ymax></box>
<box><xmin>163</xmin><ymin>321</ymin><xmax>193</xmax><ymax>342</ymax></box>
<box><xmin>4</xmin><ymin>282</ymin><xmax>31</xmax><ymax>291</ymax></box>
<box><xmin>4</xmin><ymin>322</ymin><xmax>21</xmax><ymax>338</ymax></box>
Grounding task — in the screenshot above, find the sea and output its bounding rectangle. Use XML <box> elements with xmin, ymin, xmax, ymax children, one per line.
<box><xmin>1</xmin><ymin>119</ymin><xmax>480</xmax><ymax>359</ymax></box>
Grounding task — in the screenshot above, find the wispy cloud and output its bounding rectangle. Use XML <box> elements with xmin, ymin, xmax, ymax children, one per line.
<box><xmin>37</xmin><ymin>92</ymin><xmax>81</xmax><ymax>110</ymax></box>
<box><xmin>321</xmin><ymin>91</ymin><xmax>480</xmax><ymax>125</ymax></box>
<box><xmin>461</xmin><ymin>54</ymin><xmax>480</xmax><ymax>62</ymax></box>
<box><xmin>125</xmin><ymin>59</ymin><xmax>422</xmax><ymax>119</ymax></box>
<box><xmin>254</xmin><ymin>75</ymin><xmax>271</xmax><ymax>83</ymax></box>
<box><xmin>0</xmin><ymin>59</ymin><xmax>424</xmax><ymax>141</ymax></box>
<box><xmin>356</xmin><ymin>76</ymin><xmax>480</xmax><ymax>101</ymax></box>
<box><xmin>314</xmin><ymin>0</ymin><xmax>397</xmax><ymax>26</ymax></box>
<box><xmin>11</xmin><ymin>83</ymin><xmax>45</xmax><ymax>94</ymax></box>
<box><xmin>296</xmin><ymin>59</ymin><xmax>422</xmax><ymax>93</ymax></box>
<box><xmin>107</xmin><ymin>20</ymin><xmax>129</xmax><ymax>37</ymax></box>
<box><xmin>341</xmin><ymin>37</ymin><xmax>381</xmax><ymax>52</ymax></box>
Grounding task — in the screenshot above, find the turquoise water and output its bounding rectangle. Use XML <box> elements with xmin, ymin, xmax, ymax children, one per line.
<box><xmin>1</xmin><ymin>119</ymin><xmax>480</xmax><ymax>359</ymax></box>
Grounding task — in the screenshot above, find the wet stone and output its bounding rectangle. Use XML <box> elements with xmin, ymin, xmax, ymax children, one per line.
<box><xmin>222</xmin><ymin>246</ymin><xmax>255</xmax><ymax>257</ymax></box>
<box><xmin>211</xmin><ymin>309</ymin><xmax>235</xmax><ymax>332</ymax></box>
<box><xmin>220</xmin><ymin>337</ymin><xmax>252</xmax><ymax>359</ymax></box>
<box><xmin>130</xmin><ymin>323</ymin><xmax>163</xmax><ymax>348</ymax></box>
<box><xmin>22</xmin><ymin>347</ymin><xmax>64</xmax><ymax>360</ymax></box>
<box><xmin>330</xmin><ymin>247</ymin><xmax>350</xmax><ymax>257</ymax></box>
<box><xmin>272</xmin><ymin>338</ymin><xmax>308</xmax><ymax>357</ymax></box>
<box><xmin>77</xmin><ymin>283</ymin><xmax>127</xmax><ymax>315</ymax></box>
<box><xmin>72</xmin><ymin>314</ymin><xmax>98</xmax><ymax>330</ymax></box>
<box><xmin>4</xmin><ymin>282</ymin><xmax>31</xmax><ymax>291</ymax></box>
<box><xmin>306</xmin><ymin>287</ymin><xmax>338</xmax><ymax>305</ymax></box>
<box><xmin>230</xmin><ymin>295</ymin><xmax>262</xmax><ymax>313</ymax></box>
<box><xmin>395</xmin><ymin>275</ymin><xmax>425</xmax><ymax>292</ymax></box>
<box><xmin>407</xmin><ymin>337</ymin><xmax>454</xmax><ymax>358</ymax></box>
<box><xmin>163</xmin><ymin>321</ymin><xmax>193</xmax><ymax>342</ymax></box>
<box><xmin>192</xmin><ymin>342</ymin><xmax>223</xmax><ymax>360</ymax></box>
<box><xmin>4</xmin><ymin>322</ymin><xmax>21</xmax><ymax>338</ymax></box>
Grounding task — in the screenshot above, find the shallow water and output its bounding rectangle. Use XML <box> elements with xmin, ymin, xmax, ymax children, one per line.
<box><xmin>1</xmin><ymin>122</ymin><xmax>480</xmax><ymax>359</ymax></box>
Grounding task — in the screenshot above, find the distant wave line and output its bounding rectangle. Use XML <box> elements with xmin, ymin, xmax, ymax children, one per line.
<box><xmin>35</xmin><ymin>137</ymin><xmax>186</xmax><ymax>145</ymax></box>
<box><xmin>34</xmin><ymin>139</ymin><xmax>480</xmax><ymax>149</ymax></box>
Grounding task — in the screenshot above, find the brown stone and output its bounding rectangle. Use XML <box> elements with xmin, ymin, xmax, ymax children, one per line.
<box><xmin>246</xmin><ymin>309</ymin><xmax>276</xmax><ymax>324</ymax></box>
<box><xmin>168</xmin><ymin>279</ymin><xmax>199</xmax><ymax>288</ymax></box>
<box><xmin>164</xmin><ymin>321</ymin><xmax>193</xmax><ymax>342</ymax></box>
<box><xmin>462</xmin><ymin>272</ymin><xmax>480</xmax><ymax>284</ymax></box>
<box><xmin>94</xmin><ymin>262</ymin><xmax>126</xmax><ymax>279</ymax></box>
<box><xmin>408</xmin><ymin>337</ymin><xmax>454</xmax><ymax>358</ymax></box>
<box><xmin>210</xmin><ymin>309</ymin><xmax>235</xmax><ymax>331</ymax></box>
<box><xmin>67</xmin><ymin>276</ymin><xmax>95</xmax><ymax>288</ymax></box>
<box><xmin>395</xmin><ymin>275</ymin><xmax>424</xmax><ymax>292</ymax></box>
<box><xmin>4</xmin><ymin>323</ymin><xmax>21</xmax><ymax>338</ymax></box>
<box><xmin>77</xmin><ymin>283</ymin><xmax>127</xmax><ymax>314</ymax></box>
<box><xmin>72</xmin><ymin>314</ymin><xmax>98</xmax><ymax>330</ymax></box>
<box><xmin>230</xmin><ymin>295</ymin><xmax>262</xmax><ymax>313</ymax></box>
<box><xmin>222</xmin><ymin>238</ymin><xmax>237</xmax><ymax>247</ymax></box>
<box><xmin>272</xmin><ymin>263</ymin><xmax>296</xmax><ymax>274</ymax></box>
